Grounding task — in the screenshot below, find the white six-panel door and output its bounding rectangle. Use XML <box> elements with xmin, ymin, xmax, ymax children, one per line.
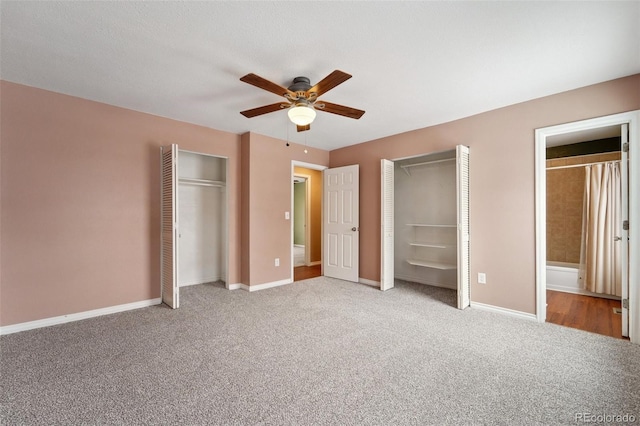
<box><xmin>324</xmin><ymin>165</ymin><xmax>359</xmax><ymax>282</ymax></box>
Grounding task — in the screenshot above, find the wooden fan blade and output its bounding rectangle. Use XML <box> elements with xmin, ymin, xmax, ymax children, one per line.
<box><xmin>240</xmin><ymin>73</ymin><xmax>295</xmax><ymax>98</ymax></box>
<box><xmin>307</xmin><ymin>70</ymin><xmax>352</xmax><ymax>98</ymax></box>
<box><xmin>240</xmin><ymin>102</ymin><xmax>288</xmax><ymax>118</ymax></box>
<box><xmin>296</xmin><ymin>124</ymin><xmax>311</xmax><ymax>132</ymax></box>
<box><xmin>316</xmin><ymin>101</ymin><xmax>365</xmax><ymax>119</ymax></box>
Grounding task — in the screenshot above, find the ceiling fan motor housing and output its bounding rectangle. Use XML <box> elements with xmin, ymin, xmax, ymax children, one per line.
<box><xmin>288</xmin><ymin>76</ymin><xmax>312</xmax><ymax>94</ymax></box>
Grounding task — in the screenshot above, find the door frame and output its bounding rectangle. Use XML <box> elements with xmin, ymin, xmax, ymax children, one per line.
<box><xmin>534</xmin><ymin>111</ymin><xmax>639</xmax><ymax>343</ymax></box>
<box><xmin>380</xmin><ymin>146</ymin><xmax>469</xmax><ymax>307</ymax></box>
<box><xmin>291</xmin><ymin>161</ymin><xmax>327</xmax><ymax>282</ymax></box>
<box><xmin>178</xmin><ymin>149</ymin><xmax>230</xmax><ymax>289</ymax></box>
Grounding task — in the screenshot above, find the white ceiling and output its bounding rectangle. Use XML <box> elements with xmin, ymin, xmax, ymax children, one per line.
<box><xmin>1</xmin><ymin>1</ymin><xmax>639</xmax><ymax>151</ymax></box>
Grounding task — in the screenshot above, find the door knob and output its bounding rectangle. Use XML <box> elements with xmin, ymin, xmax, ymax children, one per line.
<box><xmin>614</xmin><ymin>236</ymin><xmax>622</xmax><ymax>241</ymax></box>
<box><xmin>352</xmin><ymin>227</ymin><xmax>358</xmax><ymax>231</ymax></box>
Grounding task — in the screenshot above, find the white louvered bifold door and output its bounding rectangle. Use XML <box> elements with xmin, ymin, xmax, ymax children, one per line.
<box><xmin>381</xmin><ymin>159</ymin><xmax>395</xmax><ymax>291</ymax></box>
<box><xmin>161</xmin><ymin>144</ymin><xmax>179</xmax><ymax>309</ymax></box>
<box><xmin>456</xmin><ymin>145</ymin><xmax>470</xmax><ymax>309</ymax></box>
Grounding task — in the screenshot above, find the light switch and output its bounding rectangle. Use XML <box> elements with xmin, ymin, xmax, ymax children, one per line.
<box><xmin>285</xmin><ymin>211</ymin><xmax>290</xmax><ymax>220</ymax></box>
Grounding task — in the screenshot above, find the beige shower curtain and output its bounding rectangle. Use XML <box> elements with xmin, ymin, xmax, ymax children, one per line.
<box><xmin>579</xmin><ymin>161</ymin><xmax>622</xmax><ymax>296</ymax></box>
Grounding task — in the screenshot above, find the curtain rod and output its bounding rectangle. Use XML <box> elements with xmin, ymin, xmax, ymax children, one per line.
<box><xmin>546</xmin><ymin>159</ymin><xmax>621</xmax><ymax>171</ymax></box>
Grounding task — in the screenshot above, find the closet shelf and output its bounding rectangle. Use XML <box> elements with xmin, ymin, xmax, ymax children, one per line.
<box><xmin>407</xmin><ymin>259</ymin><xmax>457</xmax><ymax>270</ymax></box>
<box><xmin>409</xmin><ymin>242</ymin><xmax>449</xmax><ymax>249</ymax></box>
<box><xmin>406</xmin><ymin>223</ymin><xmax>456</xmax><ymax>228</ymax></box>
<box><xmin>179</xmin><ymin>178</ymin><xmax>225</xmax><ymax>187</ymax></box>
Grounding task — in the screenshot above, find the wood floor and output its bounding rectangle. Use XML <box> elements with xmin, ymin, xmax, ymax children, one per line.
<box><xmin>294</xmin><ymin>264</ymin><xmax>321</xmax><ymax>281</ymax></box>
<box><xmin>546</xmin><ymin>290</ymin><xmax>624</xmax><ymax>339</ymax></box>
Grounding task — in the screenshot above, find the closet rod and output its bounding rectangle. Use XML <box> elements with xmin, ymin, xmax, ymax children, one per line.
<box><xmin>400</xmin><ymin>158</ymin><xmax>455</xmax><ymax>175</ymax></box>
<box><xmin>546</xmin><ymin>159</ymin><xmax>621</xmax><ymax>171</ymax></box>
<box><xmin>179</xmin><ymin>178</ymin><xmax>225</xmax><ymax>187</ymax></box>
<box><xmin>401</xmin><ymin>158</ymin><xmax>455</xmax><ymax>168</ymax></box>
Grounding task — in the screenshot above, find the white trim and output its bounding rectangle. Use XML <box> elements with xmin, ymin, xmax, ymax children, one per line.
<box><xmin>535</xmin><ymin>110</ymin><xmax>640</xmax><ymax>344</ymax></box>
<box><xmin>308</xmin><ymin>261</ymin><xmax>321</xmax><ymax>266</ymax></box>
<box><xmin>359</xmin><ymin>277</ymin><xmax>380</xmax><ymax>287</ymax></box>
<box><xmin>0</xmin><ymin>298</ymin><xmax>162</xmax><ymax>335</ymax></box>
<box><xmin>293</xmin><ymin>160</ymin><xmax>328</xmax><ymax>171</ymax></box>
<box><xmin>227</xmin><ymin>283</ymin><xmax>247</xmax><ymax>290</ymax></box>
<box><xmin>179</xmin><ymin>276</ymin><xmax>221</xmax><ymax>287</ymax></box>
<box><xmin>234</xmin><ymin>278</ymin><xmax>293</xmax><ymax>292</ymax></box>
<box><xmin>470</xmin><ymin>302</ymin><xmax>537</xmax><ymax>322</ymax></box>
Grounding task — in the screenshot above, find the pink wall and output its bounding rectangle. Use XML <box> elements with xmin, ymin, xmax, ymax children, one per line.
<box><xmin>330</xmin><ymin>74</ymin><xmax>640</xmax><ymax>314</ymax></box>
<box><xmin>243</xmin><ymin>133</ymin><xmax>329</xmax><ymax>286</ymax></box>
<box><xmin>3</xmin><ymin>75</ymin><xmax>638</xmax><ymax>326</ymax></box>
<box><xmin>0</xmin><ymin>81</ymin><xmax>241</xmax><ymax>326</ymax></box>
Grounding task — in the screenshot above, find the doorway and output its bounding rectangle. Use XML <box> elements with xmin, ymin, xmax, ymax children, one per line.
<box><xmin>544</xmin><ymin>131</ymin><xmax>624</xmax><ymax>338</ymax></box>
<box><xmin>160</xmin><ymin>145</ymin><xmax>229</xmax><ymax>309</ymax></box>
<box><xmin>291</xmin><ymin>161</ymin><xmax>325</xmax><ymax>282</ymax></box>
<box><xmin>380</xmin><ymin>146</ymin><xmax>470</xmax><ymax>308</ymax></box>
<box><xmin>535</xmin><ymin>111</ymin><xmax>639</xmax><ymax>343</ymax></box>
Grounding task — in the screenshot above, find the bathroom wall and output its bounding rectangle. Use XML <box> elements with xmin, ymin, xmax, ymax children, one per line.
<box><xmin>546</xmin><ymin>152</ymin><xmax>621</xmax><ymax>263</ymax></box>
<box><xmin>293</xmin><ymin>166</ymin><xmax>323</xmax><ymax>264</ymax></box>
<box><xmin>293</xmin><ymin>182</ymin><xmax>306</xmax><ymax>245</ymax></box>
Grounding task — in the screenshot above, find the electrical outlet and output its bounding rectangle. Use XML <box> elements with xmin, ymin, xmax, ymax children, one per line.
<box><xmin>275</xmin><ymin>258</ymin><xmax>280</xmax><ymax>267</ymax></box>
<box><xmin>478</xmin><ymin>273</ymin><xmax>486</xmax><ymax>284</ymax></box>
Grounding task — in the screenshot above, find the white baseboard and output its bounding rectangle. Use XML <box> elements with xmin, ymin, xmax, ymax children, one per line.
<box><xmin>470</xmin><ymin>301</ymin><xmax>537</xmax><ymax>322</ymax></box>
<box><xmin>179</xmin><ymin>276</ymin><xmax>221</xmax><ymax>287</ymax></box>
<box><xmin>308</xmin><ymin>261</ymin><xmax>321</xmax><ymax>266</ymax></box>
<box><xmin>294</xmin><ymin>244</ymin><xmax>305</xmax><ymax>248</ymax></box>
<box><xmin>0</xmin><ymin>298</ymin><xmax>162</xmax><ymax>336</ymax></box>
<box><xmin>229</xmin><ymin>279</ymin><xmax>292</xmax><ymax>292</ymax></box>
<box><xmin>227</xmin><ymin>283</ymin><xmax>247</xmax><ymax>290</ymax></box>
<box><xmin>546</xmin><ymin>284</ymin><xmax>621</xmax><ymax>300</ymax></box>
<box><xmin>359</xmin><ymin>278</ymin><xmax>380</xmax><ymax>288</ymax></box>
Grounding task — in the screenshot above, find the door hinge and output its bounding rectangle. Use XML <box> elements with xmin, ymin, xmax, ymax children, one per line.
<box><xmin>622</xmin><ymin>299</ymin><xmax>629</xmax><ymax>309</ymax></box>
<box><xmin>623</xmin><ymin>220</ymin><xmax>629</xmax><ymax>231</ymax></box>
<box><xmin>622</xmin><ymin>142</ymin><xmax>629</xmax><ymax>153</ymax></box>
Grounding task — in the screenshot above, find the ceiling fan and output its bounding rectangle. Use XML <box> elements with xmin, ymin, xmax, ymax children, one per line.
<box><xmin>239</xmin><ymin>70</ymin><xmax>365</xmax><ymax>132</ymax></box>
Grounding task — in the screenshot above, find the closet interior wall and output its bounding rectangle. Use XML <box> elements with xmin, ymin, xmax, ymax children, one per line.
<box><xmin>394</xmin><ymin>151</ymin><xmax>457</xmax><ymax>289</ymax></box>
<box><xmin>178</xmin><ymin>151</ymin><xmax>227</xmax><ymax>287</ymax></box>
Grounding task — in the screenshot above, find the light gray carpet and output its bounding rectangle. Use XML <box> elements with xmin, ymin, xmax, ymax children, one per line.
<box><xmin>1</xmin><ymin>277</ymin><xmax>639</xmax><ymax>425</ymax></box>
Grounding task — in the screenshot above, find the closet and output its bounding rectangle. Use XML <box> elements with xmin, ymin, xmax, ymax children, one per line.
<box><xmin>161</xmin><ymin>145</ymin><xmax>227</xmax><ymax>309</ymax></box>
<box><xmin>381</xmin><ymin>145</ymin><xmax>469</xmax><ymax>309</ymax></box>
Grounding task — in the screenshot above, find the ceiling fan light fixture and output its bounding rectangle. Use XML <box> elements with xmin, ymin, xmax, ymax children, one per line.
<box><xmin>288</xmin><ymin>105</ymin><xmax>316</xmax><ymax>126</ymax></box>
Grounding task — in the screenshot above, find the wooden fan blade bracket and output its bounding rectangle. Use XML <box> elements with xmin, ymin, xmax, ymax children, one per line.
<box><xmin>297</xmin><ymin>124</ymin><xmax>311</xmax><ymax>132</ymax></box>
